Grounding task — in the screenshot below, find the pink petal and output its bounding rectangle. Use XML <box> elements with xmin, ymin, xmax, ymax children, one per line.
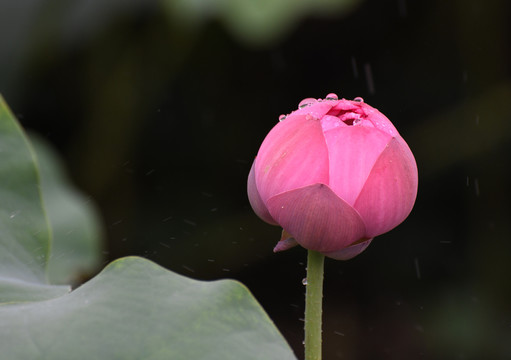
<box><xmin>358</xmin><ymin>102</ymin><xmax>399</xmax><ymax>137</ymax></box>
<box><xmin>273</xmin><ymin>229</ymin><xmax>299</xmax><ymax>252</ymax></box>
<box><xmin>322</xmin><ymin>125</ymin><xmax>392</xmax><ymax>206</ymax></box>
<box><xmin>329</xmin><ymin>100</ymin><xmax>360</xmax><ymax>114</ymax></box>
<box><xmin>255</xmin><ymin>114</ymin><xmax>329</xmax><ymax>202</ymax></box>
<box><xmin>289</xmin><ymin>100</ymin><xmax>334</xmax><ymax>119</ymax></box>
<box><xmin>330</xmin><ymin>100</ymin><xmax>399</xmax><ymax>137</ymax></box>
<box><xmin>266</xmin><ymin>183</ymin><xmax>367</xmax><ymax>253</ymax></box>
<box><xmin>320</xmin><ymin>115</ymin><xmax>349</xmax><ymax>131</ymax></box>
<box><xmin>354</xmin><ymin>136</ymin><xmax>418</xmax><ymax>237</ymax></box>
<box><xmin>322</xmin><ymin>238</ymin><xmax>373</xmax><ymax>260</ymax></box>
<box><xmin>247</xmin><ymin>160</ymin><xmax>277</xmax><ymax>225</ymax></box>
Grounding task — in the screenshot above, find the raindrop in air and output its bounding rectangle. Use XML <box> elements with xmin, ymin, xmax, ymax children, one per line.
<box><xmin>474</xmin><ymin>178</ymin><xmax>480</xmax><ymax>196</ymax></box>
<box><xmin>302</xmin><ymin>278</ymin><xmax>308</xmax><ymax>285</ymax></box>
<box><xmin>298</xmin><ymin>98</ymin><xmax>317</xmax><ymax>109</ymax></box>
<box><xmin>279</xmin><ymin>114</ymin><xmax>287</xmax><ymax>122</ymax></box>
<box><xmin>353</xmin><ymin>97</ymin><xmax>364</xmax><ymax>103</ymax></box>
<box><xmin>364</xmin><ymin>63</ymin><xmax>375</xmax><ymax>94</ymax></box>
<box><xmin>325</xmin><ymin>93</ymin><xmax>338</xmax><ymax>101</ymax></box>
<box><xmin>414</xmin><ymin>257</ymin><xmax>421</xmax><ymax>279</ymax></box>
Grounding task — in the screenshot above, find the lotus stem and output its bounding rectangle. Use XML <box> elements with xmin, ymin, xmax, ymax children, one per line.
<box><xmin>304</xmin><ymin>250</ymin><xmax>325</xmax><ymax>360</ymax></box>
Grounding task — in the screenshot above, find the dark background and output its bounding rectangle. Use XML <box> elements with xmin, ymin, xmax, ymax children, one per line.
<box><xmin>1</xmin><ymin>0</ymin><xmax>511</xmax><ymax>358</ymax></box>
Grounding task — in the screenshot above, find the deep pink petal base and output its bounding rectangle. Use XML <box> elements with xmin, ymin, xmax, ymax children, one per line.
<box><xmin>267</xmin><ymin>183</ymin><xmax>367</xmax><ymax>254</ymax></box>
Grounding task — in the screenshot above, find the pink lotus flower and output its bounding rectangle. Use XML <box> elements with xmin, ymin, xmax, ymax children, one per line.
<box><xmin>247</xmin><ymin>94</ymin><xmax>418</xmax><ymax>260</ymax></box>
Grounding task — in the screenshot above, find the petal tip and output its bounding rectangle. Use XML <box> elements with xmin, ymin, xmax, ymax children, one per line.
<box><xmin>273</xmin><ymin>230</ymin><xmax>299</xmax><ymax>253</ymax></box>
<box><xmin>322</xmin><ymin>238</ymin><xmax>373</xmax><ymax>260</ymax></box>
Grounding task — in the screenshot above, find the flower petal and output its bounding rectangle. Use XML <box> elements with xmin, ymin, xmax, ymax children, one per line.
<box><xmin>255</xmin><ymin>114</ymin><xmax>329</xmax><ymax>202</ymax></box>
<box><xmin>247</xmin><ymin>160</ymin><xmax>277</xmax><ymax>225</ymax></box>
<box><xmin>329</xmin><ymin>100</ymin><xmax>360</xmax><ymax>115</ymax></box>
<box><xmin>330</xmin><ymin>100</ymin><xmax>399</xmax><ymax>137</ymax></box>
<box><xmin>322</xmin><ymin>238</ymin><xmax>373</xmax><ymax>260</ymax></box>
<box><xmin>273</xmin><ymin>229</ymin><xmax>299</xmax><ymax>253</ymax></box>
<box><xmin>322</xmin><ymin>125</ymin><xmax>393</xmax><ymax>205</ymax></box>
<box><xmin>266</xmin><ymin>183</ymin><xmax>367</xmax><ymax>253</ymax></box>
<box><xmin>289</xmin><ymin>100</ymin><xmax>334</xmax><ymax>119</ymax></box>
<box><xmin>354</xmin><ymin>136</ymin><xmax>418</xmax><ymax>237</ymax></box>
<box><xmin>358</xmin><ymin>102</ymin><xmax>399</xmax><ymax>137</ymax></box>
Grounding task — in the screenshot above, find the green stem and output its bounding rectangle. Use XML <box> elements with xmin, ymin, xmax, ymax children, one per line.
<box><xmin>304</xmin><ymin>250</ymin><xmax>325</xmax><ymax>360</ymax></box>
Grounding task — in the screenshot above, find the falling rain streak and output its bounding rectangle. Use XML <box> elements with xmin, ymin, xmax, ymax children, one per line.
<box><xmin>364</xmin><ymin>63</ymin><xmax>375</xmax><ymax>94</ymax></box>
<box><xmin>397</xmin><ymin>0</ymin><xmax>407</xmax><ymax>17</ymax></box>
<box><xmin>351</xmin><ymin>56</ymin><xmax>359</xmax><ymax>78</ymax></box>
<box><xmin>182</xmin><ymin>265</ymin><xmax>195</xmax><ymax>273</ymax></box>
<box><xmin>465</xmin><ymin>176</ymin><xmax>480</xmax><ymax>196</ymax></box>
<box><xmin>414</xmin><ymin>257</ymin><xmax>421</xmax><ymax>279</ymax></box>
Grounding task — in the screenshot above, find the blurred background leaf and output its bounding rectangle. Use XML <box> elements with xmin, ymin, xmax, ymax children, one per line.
<box><xmin>0</xmin><ymin>97</ymin><xmax>296</xmax><ymax>359</ymax></box>
<box><xmin>1</xmin><ymin>0</ymin><xmax>510</xmax><ymax>358</ymax></box>
<box><xmin>30</xmin><ymin>133</ymin><xmax>103</xmax><ymax>285</ymax></box>
<box><xmin>1</xmin><ymin>257</ymin><xmax>297</xmax><ymax>360</ymax></box>
<box><xmin>163</xmin><ymin>0</ymin><xmax>361</xmax><ymax>45</ymax></box>
<box><xmin>0</xmin><ymin>97</ymin><xmax>70</xmax><ymax>302</ymax></box>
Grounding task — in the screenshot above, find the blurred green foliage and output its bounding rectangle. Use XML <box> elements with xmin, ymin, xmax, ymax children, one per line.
<box><xmin>30</xmin><ymin>133</ymin><xmax>103</xmax><ymax>285</ymax></box>
<box><xmin>0</xmin><ymin>97</ymin><xmax>296</xmax><ymax>359</ymax></box>
<box><xmin>163</xmin><ymin>0</ymin><xmax>360</xmax><ymax>45</ymax></box>
<box><xmin>0</xmin><ymin>0</ymin><xmax>510</xmax><ymax>358</ymax></box>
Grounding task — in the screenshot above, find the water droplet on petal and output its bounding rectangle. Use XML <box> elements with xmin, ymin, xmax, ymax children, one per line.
<box><xmin>353</xmin><ymin>118</ymin><xmax>362</xmax><ymax>126</ymax></box>
<box><xmin>325</xmin><ymin>93</ymin><xmax>338</xmax><ymax>101</ymax></box>
<box><xmin>298</xmin><ymin>98</ymin><xmax>317</xmax><ymax>108</ymax></box>
<box><xmin>279</xmin><ymin>114</ymin><xmax>287</xmax><ymax>122</ymax></box>
<box><xmin>302</xmin><ymin>278</ymin><xmax>308</xmax><ymax>285</ymax></box>
<box><xmin>353</xmin><ymin>97</ymin><xmax>364</xmax><ymax>103</ymax></box>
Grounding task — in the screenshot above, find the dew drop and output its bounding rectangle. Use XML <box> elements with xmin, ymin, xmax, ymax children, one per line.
<box><xmin>325</xmin><ymin>93</ymin><xmax>338</xmax><ymax>101</ymax></box>
<box><xmin>353</xmin><ymin>97</ymin><xmax>364</xmax><ymax>103</ymax></box>
<box><xmin>279</xmin><ymin>114</ymin><xmax>287</xmax><ymax>122</ymax></box>
<box><xmin>302</xmin><ymin>278</ymin><xmax>308</xmax><ymax>285</ymax></box>
<box><xmin>298</xmin><ymin>98</ymin><xmax>317</xmax><ymax>108</ymax></box>
<box><xmin>353</xmin><ymin>118</ymin><xmax>362</xmax><ymax>126</ymax></box>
